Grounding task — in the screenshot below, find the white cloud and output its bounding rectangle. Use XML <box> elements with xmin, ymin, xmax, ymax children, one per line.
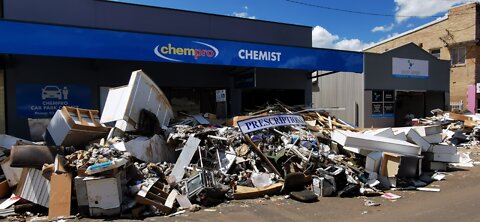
<box><xmin>394</xmin><ymin>0</ymin><xmax>470</xmax><ymax>23</ymax></box>
<box><xmin>312</xmin><ymin>25</ymin><xmax>375</xmax><ymax>51</ymax></box>
<box><xmin>406</xmin><ymin>23</ymin><xmax>415</xmax><ymax>28</ymax></box>
<box><xmin>312</xmin><ymin>26</ymin><xmax>339</xmax><ymax>48</ymax></box>
<box><xmin>335</xmin><ymin>39</ymin><xmax>375</xmax><ymax>51</ymax></box>
<box><xmin>232</xmin><ymin>6</ymin><xmax>256</xmax><ymax>19</ymax></box>
<box><xmin>371</xmin><ymin>23</ymin><xmax>395</xmax><ymax>32</ymax></box>
<box><xmin>232</xmin><ymin>12</ymin><xmax>256</xmax><ymax>19</ymax></box>
<box><xmin>386</xmin><ymin>32</ymin><xmax>400</xmax><ymax>39</ymax></box>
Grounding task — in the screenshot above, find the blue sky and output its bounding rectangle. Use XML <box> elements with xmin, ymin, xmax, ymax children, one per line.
<box><xmin>112</xmin><ymin>0</ymin><xmax>475</xmax><ymax>51</ymax></box>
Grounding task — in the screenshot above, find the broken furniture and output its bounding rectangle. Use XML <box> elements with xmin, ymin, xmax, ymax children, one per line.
<box><xmin>46</xmin><ymin>106</ymin><xmax>111</xmax><ymax>147</ymax></box>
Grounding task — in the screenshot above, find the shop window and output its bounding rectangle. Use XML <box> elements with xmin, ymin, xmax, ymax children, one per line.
<box><xmin>450</xmin><ymin>47</ymin><xmax>466</xmax><ymax>65</ymax></box>
<box><xmin>430</xmin><ymin>49</ymin><xmax>440</xmax><ymax>59</ymax></box>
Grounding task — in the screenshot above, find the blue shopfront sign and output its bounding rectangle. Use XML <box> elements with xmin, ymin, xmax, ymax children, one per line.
<box><xmin>16</xmin><ymin>84</ymin><xmax>91</xmax><ymax>118</ymax></box>
<box><xmin>0</xmin><ymin>20</ymin><xmax>363</xmax><ymax>72</ymax></box>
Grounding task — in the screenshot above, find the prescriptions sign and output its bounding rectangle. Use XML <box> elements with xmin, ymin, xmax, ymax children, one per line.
<box><xmin>16</xmin><ymin>84</ymin><xmax>91</xmax><ymax>118</ymax></box>
<box><xmin>237</xmin><ymin>114</ymin><xmax>307</xmax><ymax>134</ymax></box>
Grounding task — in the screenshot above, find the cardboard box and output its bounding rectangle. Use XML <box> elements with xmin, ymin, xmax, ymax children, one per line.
<box><xmin>381</xmin><ymin>152</ymin><xmax>421</xmax><ymax>179</ymax></box>
<box><xmin>380</xmin><ymin>153</ymin><xmax>401</xmax><ymax>178</ymax></box>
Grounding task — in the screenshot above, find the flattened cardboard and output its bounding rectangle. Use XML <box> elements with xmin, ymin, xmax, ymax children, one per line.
<box><xmin>48</xmin><ymin>173</ymin><xmax>72</xmax><ymax>219</ymax></box>
<box><xmin>0</xmin><ymin>180</ymin><xmax>9</xmax><ymax>199</ymax></box>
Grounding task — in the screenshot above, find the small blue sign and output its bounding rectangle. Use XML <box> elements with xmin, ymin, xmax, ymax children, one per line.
<box><xmin>16</xmin><ymin>84</ymin><xmax>92</xmax><ymax>118</ymax></box>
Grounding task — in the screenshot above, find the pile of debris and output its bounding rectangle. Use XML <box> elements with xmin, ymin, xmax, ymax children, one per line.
<box><xmin>0</xmin><ymin>70</ymin><xmax>477</xmax><ymax>220</ymax></box>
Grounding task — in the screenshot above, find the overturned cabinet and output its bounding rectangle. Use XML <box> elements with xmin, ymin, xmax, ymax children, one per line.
<box><xmin>46</xmin><ymin>107</ymin><xmax>111</xmax><ymax>146</ymax></box>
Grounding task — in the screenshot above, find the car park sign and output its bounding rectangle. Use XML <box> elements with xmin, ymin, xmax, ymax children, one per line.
<box><xmin>16</xmin><ymin>84</ymin><xmax>92</xmax><ymax>118</ymax></box>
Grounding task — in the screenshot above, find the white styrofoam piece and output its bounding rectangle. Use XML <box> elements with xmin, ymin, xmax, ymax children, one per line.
<box><xmin>342</xmin><ymin>146</ymin><xmax>372</xmax><ymax>156</ymax></box>
<box><xmin>365</xmin><ymin>151</ymin><xmax>382</xmax><ymax>173</ymax></box>
<box><xmin>415</xmin><ymin>125</ymin><xmax>443</xmax><ymax>136</ymax></box>
<box><xmin>331</xmin><ymin>130</ymin><xmax>421</xmax><ymax>156</ymax></box>
<box><xmin>364</xmin><ymin>128</ymin><xmax>396</xmax><ymax>139</ymax></box>
<box><xmin>431</xmin><ymin>144</ymin><xmax>457</xmax><ymax>154</ymax></box>
<box><xmin>392</xmin><ymin>125</ymin><xmax>442</xmax><ymax>137</ymax></box>
<box><xmin>393</xmin><ymin>131</ymin><xmax>407</xmax><ymax>141</ymax></box>
<box><xmin>372</xmin><ymin>128</ymin><xmax>395</xmax><ymax>139</ymax></box>
<box><xmin>423</xmin><ymin>133</ymin><xmax>442</xmax><ymax>144</ymax></box>
<box><xmin>433</xmin><ymin>153</ymin><xmax>460</xmax><ymax>163</ymax></box>
<box><xmin>100</xmin><ymin>70</ymin><xmax>173</xmax><ymax>131</ymax></box>
<box><xmin>363</xmin><ymin>128</ymin><xmax>393</xmax><ymax>137</ymax></box>
<box><xmin>406</xmin><ymin>129</ymin><xmax>431</xmax><ymax>152</ymax></box>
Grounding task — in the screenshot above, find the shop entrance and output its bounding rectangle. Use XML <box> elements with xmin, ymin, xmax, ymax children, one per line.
<box><xmin>395</xmin><ymin>91</ymin><xmax>445</xmax><ymax>126</ymax></box>
<box><xmin>241</xmin><ymin>89</ymin><xmax>304</xmax><ymax>112</ymax></box>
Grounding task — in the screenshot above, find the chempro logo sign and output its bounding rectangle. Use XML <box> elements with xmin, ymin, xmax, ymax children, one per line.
<box><xmin>154</xmin><ymin>41</ymin><xmax>219</xmax><ymax>62</ymax></box>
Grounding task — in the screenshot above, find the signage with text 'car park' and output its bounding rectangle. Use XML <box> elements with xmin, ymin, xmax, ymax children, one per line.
<box><xmin>16</xmin><ymin>84</ymin><xmax>92</xmax><ymax>118</ymax></box>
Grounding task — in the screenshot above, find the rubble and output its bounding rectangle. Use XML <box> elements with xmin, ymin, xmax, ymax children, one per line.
<box><xmin>0</xmin><ymin>71</ymin><xmax>479</xmax><ymax>220</ymax></box>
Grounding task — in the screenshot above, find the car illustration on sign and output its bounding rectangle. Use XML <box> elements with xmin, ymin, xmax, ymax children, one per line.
<box><xmin>41</xmin><ymin>85</ymin><xmax>62</xmax><ymax>100</ymax></box>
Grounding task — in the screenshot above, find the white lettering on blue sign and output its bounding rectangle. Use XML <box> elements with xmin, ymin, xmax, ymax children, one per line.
<box><xmin>238</xmin><ymin>49</ymin><xmax>282</xmax><ymax>62</ymax></box>
<box><xmin>237</xmin><ymin>114</ymin><xmax>306</xmax><ymax>134</ymax></box>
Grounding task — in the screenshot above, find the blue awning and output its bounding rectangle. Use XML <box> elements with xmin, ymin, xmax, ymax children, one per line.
<box><xmin>0</xmin><ymin>20</ymin><xmax>363</xmax><ymax>72</ymax></box>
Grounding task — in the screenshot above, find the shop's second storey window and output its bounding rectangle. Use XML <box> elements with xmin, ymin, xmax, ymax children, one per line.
<box><xmin>430</xmin><ymin>49</ymin><xmax>440</xmax><ymax>59</ymax></box>
<box><xmin>450</xmin><ymin>47</ymin><xmax>466</xmax><ymax>65</ymax></box>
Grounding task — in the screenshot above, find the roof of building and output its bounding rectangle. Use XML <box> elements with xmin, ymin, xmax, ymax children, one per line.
<box><xmin>96</xmin><ymin>0</ymin><xmax>312</xmax><ymax>29</ymax></box>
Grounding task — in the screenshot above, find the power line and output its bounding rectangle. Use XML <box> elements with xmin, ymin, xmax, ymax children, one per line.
<box><xmin>285</xmin><ymin>0</ymin><xmax>474</xmax><ymax>18</ymax></box>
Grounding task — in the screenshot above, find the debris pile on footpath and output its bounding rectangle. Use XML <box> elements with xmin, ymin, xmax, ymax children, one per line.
<box><xmin>0</xmin><ymin>70</ymin><xmax>478</xmax><ymax>220</ymax></box>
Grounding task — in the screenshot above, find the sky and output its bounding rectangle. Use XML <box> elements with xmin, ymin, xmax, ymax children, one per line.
<box><xmin>111</xmin><ymin>0</ymin><xmax>477</xmax><ymax>51</ymax></box>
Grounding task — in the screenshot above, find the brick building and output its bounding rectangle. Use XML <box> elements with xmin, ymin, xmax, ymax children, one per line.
<box><xmin>365</xmin><ymin>3</ymin><xmax>479</xmax><ymax>112</ymax></box>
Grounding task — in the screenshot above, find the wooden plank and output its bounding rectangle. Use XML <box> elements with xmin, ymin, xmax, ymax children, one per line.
<box><xmin>234</xmin><ymin>183</ymin><xmax>283</xmax><ymax>200</ymax></box>
<box><xmin>448</xmin><ymin>112</ymin><xmax>472</xmax><ymax>122</ymax></box>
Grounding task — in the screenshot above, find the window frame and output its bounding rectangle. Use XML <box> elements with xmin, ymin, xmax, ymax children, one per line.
<box><xmin>430</xmin><ymin>48</ymin><xmax>441</xmax><ymax>59</ymax></box>
<box><xmin>450</xmin><ymin>46</ymin><xmax>466</xmax><ymax>66</ymax></box>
